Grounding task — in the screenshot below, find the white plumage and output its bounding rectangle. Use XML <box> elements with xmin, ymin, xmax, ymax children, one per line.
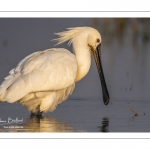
<box><xmin>0</xmin><ymin>27</ymin><xmax>109</xmax><ymax>115</ymax></box>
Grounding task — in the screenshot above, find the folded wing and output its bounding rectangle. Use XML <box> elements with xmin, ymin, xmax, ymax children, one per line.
<box><xmin>0</xmin><ymin>48</ymin><xmax>77</xmax><ymax>103</ymax></box>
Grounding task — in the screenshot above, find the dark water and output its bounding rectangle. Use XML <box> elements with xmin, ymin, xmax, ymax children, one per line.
<box><xmin>0</xmin><ymin>99</ymin><xmax>150</xmax><ymax>132</ymax></box>
<box><xmin>0</xmin><ymin>18</ymin><xmax>150</xmax><ymax>132</ymax></box>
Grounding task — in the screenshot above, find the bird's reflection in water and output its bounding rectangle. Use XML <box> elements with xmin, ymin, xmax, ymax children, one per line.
<box><xmin>1</xmin><ymin>116</ymin><xmax>82</xmax><ymax>132</ymax></box>
<box><xmin>98</xmin><ymin>117</ymin><xmax>109</xmax><ymax>132</ymax></box>
<box><xmin>24</xmin><ymin>115</ymin><xmax>83</xmax><ymax>132</ymax></box>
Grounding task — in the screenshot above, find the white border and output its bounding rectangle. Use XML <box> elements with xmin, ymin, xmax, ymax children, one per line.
<box><xmin>0</xmin><ymin>12</ymin><xmax>150</xmax><ymax>18</ymax></box>
<box><xmin>0</xmin><ymin>133</ymin><xmax>150</xmax><ymax>139</ymax></box>
<box><xmin>0</xmin><ymin>0</ymin><xmax>149</xmax><ymax>12</ymax></box>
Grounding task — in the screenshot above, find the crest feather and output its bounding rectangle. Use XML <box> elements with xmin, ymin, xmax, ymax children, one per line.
<box><xmin>52</xmin><ymin>27</ymin><xmax>89</xmax><ymax>46</ymax></box>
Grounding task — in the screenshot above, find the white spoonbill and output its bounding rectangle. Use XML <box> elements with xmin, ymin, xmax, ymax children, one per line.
<box><xmin>0</xmin><ymin>27</ymin><xmax>109</xmax><ymax>116</ymax></box>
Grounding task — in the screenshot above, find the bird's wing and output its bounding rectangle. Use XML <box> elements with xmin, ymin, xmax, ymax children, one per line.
<box><xmin>0</xmin><ymin>48</ymin><xmax>77</xmax><ymax>102</ymax></box>
<box><xmin>0</xmin><ymin>50</ymin><xmax>45</xmax><ymax>96</ymax></box>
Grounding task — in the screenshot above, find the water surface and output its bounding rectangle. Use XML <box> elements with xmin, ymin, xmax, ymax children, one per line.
<box><xmin>0</xmin><ymin>99</ymin><xmax>150</xmax><ymax>132</ymax></box>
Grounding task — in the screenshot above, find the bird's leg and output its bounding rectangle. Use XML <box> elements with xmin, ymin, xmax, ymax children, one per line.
<box><xmin>30</xmin><ymin>110</ymin><xmax>43</xmax><ymax>117</ymax></box>
<box><xmin>30</xmin><ymin>112</ymin><xmax>37</xmax><ymax>116</ymax></box>
<box><xmin>37</xmin><ymin>111</ymin><xmax>43</xmax><ymax>116</ymax></box>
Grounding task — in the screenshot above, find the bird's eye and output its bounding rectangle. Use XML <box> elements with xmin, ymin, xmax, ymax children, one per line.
<box><xmin>97</xmin><ymin>39</ymin><xmax>100</xmax><ymax>43</ymax></box>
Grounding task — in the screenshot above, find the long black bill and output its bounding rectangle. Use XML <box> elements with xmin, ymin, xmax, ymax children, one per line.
<box><xmin>92</xmin><ymin>44</ymin><xmax>110</xmax><ymax>105</ymax></box>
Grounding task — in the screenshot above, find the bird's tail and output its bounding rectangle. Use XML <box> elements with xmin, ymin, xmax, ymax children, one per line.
<box><xmin>0</xmin><ymin>68</ymin><xmax>20</xmax><ymax>103</ymax></box>
<box><xmin>0</xmin><ymin>91</ymin><xmax>6</xmax><ymax>103</ymax></box>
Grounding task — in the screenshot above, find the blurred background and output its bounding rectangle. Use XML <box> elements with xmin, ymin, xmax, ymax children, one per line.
<box><xmin>0</xmin><ymin>18</ymin><xmax>150</xmax><ymax>102</ymax></box>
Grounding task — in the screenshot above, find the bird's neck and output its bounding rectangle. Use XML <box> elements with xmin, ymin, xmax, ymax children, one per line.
<box><xmin>73</xmin><ymin>43</ymin><xmax>91</xmax><ymax>82</ymax></box>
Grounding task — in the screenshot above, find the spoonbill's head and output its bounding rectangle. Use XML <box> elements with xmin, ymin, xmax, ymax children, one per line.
<box><xmin>87</xmin><ymin>28</ymin><xmax>109</xmax><ymax>105</ymax></box>
<box><xmin>87</xmin><ymin>28</ymin><xmax>102</xmax><ymax>51</ymax></box>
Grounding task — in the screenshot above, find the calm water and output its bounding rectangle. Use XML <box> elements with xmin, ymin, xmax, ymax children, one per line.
<box><xmin>0</xmin><ymin>18</ymin><xmax>150</xmax><ymax>132</ymax></box>
<box><xmin>0</xmin><ymin>99</ymin><xmax>150</xmax><ymax>132</ymax></box>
